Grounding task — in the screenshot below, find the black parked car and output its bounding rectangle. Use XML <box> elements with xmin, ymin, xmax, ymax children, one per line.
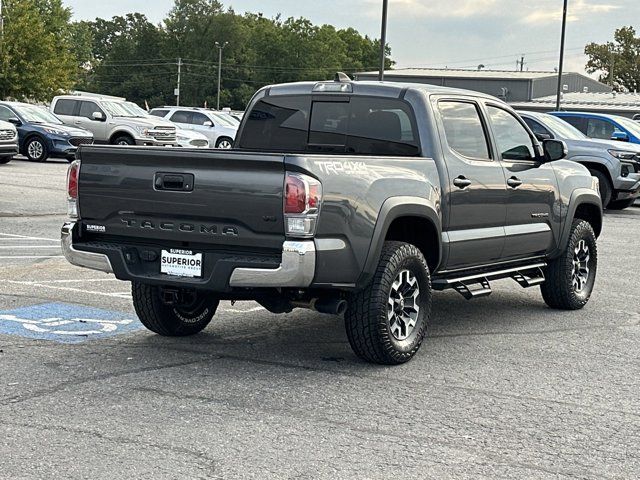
<box><xmin>0</xmin><ymin>102</ymin><xmax>93</xmax><ymax>162</ymax></box>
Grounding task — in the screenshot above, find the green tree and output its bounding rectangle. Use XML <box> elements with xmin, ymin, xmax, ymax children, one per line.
<box><xmin>0</xmin><ymin>0</ymin><xmax>77</xmax><ymax>100</ymax></box>
<box><xmin>585</xmin><ymin>26</ymin><xmax>640</xmax><ymax>92</ymax></box>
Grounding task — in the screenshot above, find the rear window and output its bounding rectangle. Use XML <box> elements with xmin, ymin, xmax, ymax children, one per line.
<box><xmin>53</xmin><ymin>99</ymin><xmax>78</xmax><ymax>116</ymax></box>
<box><xmin>239</xmin><ymin>95</ymin><xmax>420</xmax><ymax>156</ymax></box>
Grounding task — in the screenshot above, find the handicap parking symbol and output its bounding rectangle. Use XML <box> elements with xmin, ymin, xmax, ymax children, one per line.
<box><xmin>0</xmin><ymin>303</ymin><xmax>142</xmax><ymax>343</ymax></box>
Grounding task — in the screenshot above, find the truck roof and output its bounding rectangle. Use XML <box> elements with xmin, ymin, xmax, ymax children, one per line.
<box><xmin>262</xmin><ymin>80</ymin><xmax>498</xmax><ymax>101</ymax></box>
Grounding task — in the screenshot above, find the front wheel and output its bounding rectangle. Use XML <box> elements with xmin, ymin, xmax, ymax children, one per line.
<box><xmin>345</xmin><ymin>241</ymin><xmax>432</xmax><ymax>365</ymax></box>
<box><xmin>215</xmin><ymin>137</ymin><xmax>233</xmax><ymax>149</ymax></box>
<box><xmin>132</xmin><ymin>282</ymin><xmax>219</xmax><ymax>336</ymax></box>
<box><xmin>25</xmin><ymin>137</ymin><xmax>49</xmax><ymax>162</ymax></box>
<box><xmin>590</xmin><ymin>170</ymin><xmax>612</xmax><ymax>208</ymax></box>
<box><xmin>112</xmin><ymin>135</ymin><xmax>135</xmax><ymax>146</ymax></box>
<box><xmin>541</xmin><ymin>219</ymin><xmax>597</xmax><ymax>310</ymax></box>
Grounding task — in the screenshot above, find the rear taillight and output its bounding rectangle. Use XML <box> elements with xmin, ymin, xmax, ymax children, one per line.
<box><xmin>284</xmin><ymin>172</ymin><xmax>322</xmax><ymax>237</ymax></box>
<box><xmin>67</xmin><ymin>160</ymin><xmax>80</xmax><ymax>218</ymax></box>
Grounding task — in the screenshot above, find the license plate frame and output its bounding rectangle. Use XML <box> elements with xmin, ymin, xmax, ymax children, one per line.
<box><xmin>160</xmin><ymin>249</ymin><xmax>203</xmax><ymax>278</ymax></box>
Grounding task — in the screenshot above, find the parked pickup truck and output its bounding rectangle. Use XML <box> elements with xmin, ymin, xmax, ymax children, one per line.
<box><xmin>61</xmin><ymin>76</ymin><xmax>603</xmax><ymax>364</ymax></box>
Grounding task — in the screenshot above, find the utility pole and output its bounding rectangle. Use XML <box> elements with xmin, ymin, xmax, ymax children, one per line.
<box><xmin>378</xmin><ymin>0</ymin><xmax>388</xmax><ymax>81</ymax></box>
<box><xmin>519</xmin><ymin>56</ymin><xmax>525</xmax><ymax>72</ymax></box>
<box><xmin>215</xmin><ymin>42</ymin><xmax>228</xmax><ymax>110</ymax></box>
<box><xmin>0</xmin><ymin>0</ymin><xmax>4</xmax><ymax>36</ymax></box>
<box><xmin>176</xmin><ymin>57</ymin><xmax>182</xmax><ymax>106</ymax></box>
<box><xmin>555</xmin><ymin>0</ymin><xmax>568</xmax><ymax>111</ymax></box>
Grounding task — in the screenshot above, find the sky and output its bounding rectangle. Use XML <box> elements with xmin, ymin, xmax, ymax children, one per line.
<box><xmin>63</xmin><ymin>0</ymin><xmax>637</xmax><ymax>76</ymax></box>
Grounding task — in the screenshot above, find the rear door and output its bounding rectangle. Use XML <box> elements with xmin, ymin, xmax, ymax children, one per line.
<box><xmin>435</xmin><ymin>99</ymin><xmax>508</xmax><ymax>269</ymax></box>
<box><xmin>169</xmin><ymin>110</ymin><xmax>194</xmax><ymax>131</ymax></box>
<box><xmin>484</xmin><ymin>104</ymin><xmax>560</xmax><ymax>260</ymax></box>
<box><xmin>52</xmin><ymin>99</ymin><xmax>80</xmax><ymax>127</ymax></box>
<box><xmin>77</xmin><ymin>147</ymin><xmax>286</xmax><ymax>251</ymax></box>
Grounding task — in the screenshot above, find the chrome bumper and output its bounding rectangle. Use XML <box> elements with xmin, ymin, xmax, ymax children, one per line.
<box><xmin>229</xmin><ymin>240</ymin><xmax>315</xmax><ymax>288</ymax></box>
<box><xmin>61</xmin><ymin>222</ymin><xmax>113</xmax><ymax>273</ymax></box>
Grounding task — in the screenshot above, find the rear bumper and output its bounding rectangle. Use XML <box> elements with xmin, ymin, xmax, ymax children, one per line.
<box><xmin>0</xmin><ymin>143</ymin><xmax>18</xmax><ymax>156</ymax></box>
<box><xmin>61</xmin><ymin>222</ymin><xmax>315</xmax><ymax>290</ymax></box>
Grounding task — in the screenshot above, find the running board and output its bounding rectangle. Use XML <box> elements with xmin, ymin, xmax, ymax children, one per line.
<box><xmin>432</xmin><ymin>262</ymin><xmax>547</xmax><ymax>300</ymax></box>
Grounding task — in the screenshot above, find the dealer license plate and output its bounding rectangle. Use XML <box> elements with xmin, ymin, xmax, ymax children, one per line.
<box><xmin>160</xmin><ymin>249</ymin><xmax>203</xmax><ymax>278</ymax></box>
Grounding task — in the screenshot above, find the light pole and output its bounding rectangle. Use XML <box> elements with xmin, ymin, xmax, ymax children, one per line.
<box><xmin>555</xmin><ymin>0</ymin><xmax>568</xmax><ymax>111</ymax></box>
<box><xmin>215</xmin><ymin>41</ymin><xmax>228</xmax><ymax>110</ymax></box>
<box><xmin>378</xmin><ymin>0</ymin><xmax>388</xmax><ymax>81</ymax></box>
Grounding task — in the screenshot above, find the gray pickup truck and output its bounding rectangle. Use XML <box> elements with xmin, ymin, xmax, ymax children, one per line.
<box><xmin>61</xmin><ymin>76</ymin><xmax>603</xmax><ymax>364</ymax></box>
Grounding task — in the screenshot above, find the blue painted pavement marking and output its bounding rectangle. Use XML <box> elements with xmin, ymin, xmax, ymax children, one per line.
<box><xmin>0</xmin><ymin>303</ymin><xmax>142</xmax><ymax>343</ymax></box>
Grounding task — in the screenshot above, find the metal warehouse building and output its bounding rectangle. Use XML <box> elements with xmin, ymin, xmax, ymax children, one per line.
<box><xmin>355</xmin><ymin>68</ymin><xmax>612</xmax><ymax>103</ymax></box>
<box><xmin>511</xmin><ymin>91</ymin><xmax>640</xmax><ymax>118</ymax></box>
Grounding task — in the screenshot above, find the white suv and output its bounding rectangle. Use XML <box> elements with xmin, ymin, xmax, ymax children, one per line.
<box><xmin>149</xmin><ymin>106</ymin><xmax>237</xmax><ymax>149</ymax></box>
<box><xmin>51</xmin><ymin>94</ymin><xmax>178</xmax><ymax>146</ymax></box>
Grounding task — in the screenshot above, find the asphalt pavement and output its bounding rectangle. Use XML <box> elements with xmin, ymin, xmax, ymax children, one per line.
<box><xmin>1</xmin><ymin>157</ymin><xmax>639</xmax><ymax>479</ymax></box>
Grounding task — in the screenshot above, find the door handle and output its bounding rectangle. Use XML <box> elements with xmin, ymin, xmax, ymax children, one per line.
<box><xmin>453</xmin><ymin>176</ymin><xmax>472</xmax><ymax>189</ymax></box>
<box><xmin>507</xmin><ymin>176</ymin><xmax>523</xmax><ymax>188</ymax></box>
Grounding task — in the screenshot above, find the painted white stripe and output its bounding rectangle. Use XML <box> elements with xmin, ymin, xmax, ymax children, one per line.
<box><xmin>36</xmin><ymin>278</ymin><xmax>118</xmax><ymax>284</ymax></box>
<box><xmin>0</xmin><ymin>255</ymin><xmax>63</xmax><ymax>259</ymax></box>
<box><xmin>0</xmin><ymin>246</ymin><xmax>61</xmax><ymax>249</ymax></box>
<box><xmin>0</xmin><ymin>232</ymin><xmax>58</xmax><ymax>241</ymax></box>
<box><xmin>225</xmin><ymin>306</ymin><xmax>265</xmax><ymax>313</ymax></box>
<box><xmin>6</xmin><ymin>280</ymin><xmax>130</xmax><ymax>299</ymax></box>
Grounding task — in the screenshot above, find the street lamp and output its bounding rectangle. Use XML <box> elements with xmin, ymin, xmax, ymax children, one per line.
<box><xmin>555</xmin><ymin>0</ymin><xmax>568</xmax><ymax>111</ymax></box>
<box><xmin>215</xmin><ymin>41</ymin><xmax>229</xmax><ymax>110</ymax></box>
<box><xmin>378</xmin><ymin>0</ymin><xmax>388</xmax><ymax>81</ymax></box>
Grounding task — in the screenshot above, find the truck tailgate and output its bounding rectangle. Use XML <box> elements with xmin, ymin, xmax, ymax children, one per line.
<box><xmin>77</xmin><ymin>146</ymin><xmax>285</xmax><ymax>251</ymax></box>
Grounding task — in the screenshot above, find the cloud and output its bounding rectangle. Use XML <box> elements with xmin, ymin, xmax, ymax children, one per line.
<box><xmin>521</xmin><ymin>0</ymin><xmax>619</xmax><ymax>24</ymax></box>
<box><xmin>363</xmin><ymin>0</ymin><xmax>500</xmax><ymax>19</ymax></box>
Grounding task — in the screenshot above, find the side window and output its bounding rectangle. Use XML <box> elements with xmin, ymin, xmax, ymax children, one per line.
<box><xmin>170</xmin><ymin>111</ymin><xmax>192</xmax><ymax>124</ymax></box>
<box><xmin>486</xmin><ymin>106</ymin><xmax>535</xmax><ymax>161</ymax></box>
<box><xmin>53</xmin><ymin>99</ymin><xmax>78</xmax><ymax>116</ymax></box>
<box><xmin>438</xmin><ymin>101</ymin><xmax>490</xmax><ymax>159</ymax></box>
<box><xmin>149</xmin><ymin>109</ymin><xmax>169</xmax><ymax>118</ymax></box>
<box><xmin>0</xmin><ymin>106</ymin><xmax>15</xmax><ymax>122</ymax></box>
<box><xmin>239</xmin><ymin>95</ymin><xmax>311</xmax><ymax>152</ymax></box>
<box><xmin>191</xmin><ymin>112</ymin><xmax>212</xmax><ymax>126</ymax></box>
<box><xmin>523</xmin><ymin>118</ymin><xmax>553</xmax><ymax>138</ymax></box>
<box><xmin>586</xmin><ymin>118</ymin><xmax>615</xmax><ymax>140</ymax></box>
<box><xmin>78</xmin><ymin>101</ymin><xmax>104</xmax><ymax>119</ymax></box>
<box><xmin>559</xmin><ymin>116</ymin><xmax>585</xmax><ymax>132</ymax></box>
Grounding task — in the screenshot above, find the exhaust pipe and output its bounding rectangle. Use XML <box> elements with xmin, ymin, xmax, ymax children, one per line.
<box><xmin>290</xmin><ymin>298</ymin><xmax>348</xmax><ymax>316</ymax></box>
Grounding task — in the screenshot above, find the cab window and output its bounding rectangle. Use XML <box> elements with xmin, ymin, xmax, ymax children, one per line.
<box><xmin>523</xmin><ymin>117</ymin><xmax>553</xmax><ymax>138</ymax></box>
<box><xmin>78</xmin><ymin>101</ymin><xmax>104</xmax><ymax>119</ymax></box>
<box><xmin>53</xmin><ymin>99</ymin><xmax>78</xmax><ymax>116</ymax></box>
<box><xmin>486</xmin><ymin>106</ymin><xmax>535</xmax><ymax>161</ymax></box>
<box><xmin>191</xmin><ymin>112</ymin><xmax>212</xmax><ymax>126</ymax></box>
<box><xmin>0</xmin><ymin>105</ymin><xmax>16</xmax><ymax>122</ymax></box>
<box><xmin>170</xmin><ymin>111</ymin><xmax>192</xmax><ymax>124</ymax></box>
<box><xmin>438</xmin><ymin>101</ymin><xmax>490</xmax><ymax>159</ymax></box>
<box><xmin>586</xmin><ymin>118</ymin><xmax>616</xmax><ymax>140</ymax></box>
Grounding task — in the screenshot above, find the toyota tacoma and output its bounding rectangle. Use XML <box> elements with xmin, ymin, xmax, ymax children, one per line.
<box><xmin>61</xmin><ymin>76</ymin><xmax>603</xmax><ymax>364</ymax></box>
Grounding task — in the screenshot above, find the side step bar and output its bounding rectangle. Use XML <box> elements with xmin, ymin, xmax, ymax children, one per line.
<box><xmin>432</xmin><ymin>262</ymin><xmax>547</xmax><ymax>300</ymax></box>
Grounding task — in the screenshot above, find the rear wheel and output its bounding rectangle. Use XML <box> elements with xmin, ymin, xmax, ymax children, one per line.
<box><xmin>132</xmin><ymin>282</ymin><xmax>219</xmax><ymax>336</ymax></box>
<box><xmin>25</xmin><ymin>137</ymin><xmax>49</xmax><ymax>162</ymax></box>
<box><xmin>607</xmin><ymin>198</ymin><xmax>636</xmax><ymax>210</ymax></box>
<box><xmin>541</xmin><ymin>219</ymin><xmax>597</xmax><ymax>310</ymax></box>
<box><xmin>590</xmin><ymin>170</ymin><xmax>612</xmax><ymax>208</ymax></box>
<box><xmin>345</xmin><ymin>241</ymin><xmax>431</xmax><ymax>365</ymax></box>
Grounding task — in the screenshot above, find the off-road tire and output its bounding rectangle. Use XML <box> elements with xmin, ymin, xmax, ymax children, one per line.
<box><xmin>607</xmin><ymin>198</ymin><xmax>636</xmax><ymax>210</ymax></box>
<box><xmin>590</xmin><ymin>170</ymin><xmax>612</xmax><ymax>208</ymax></box>
<box><xmin>112</xmin><ymin>134</ymin><xmax>135</xmax><ymax>146</ymax></box>
<box><xmin>0</xmin><ymin>156</ymin><xmax>12</xmax><ymax>164</ymax></box>
<box><xmin>345</xmin><ymin>241</ymin><xmax>432</xmax><ymax>365</ymax></box>
<box><xmin>25</xmin><ymin>137</ymin><xmax>49</xmax><ymax>162</ymax></box>
<box><xmin>541</xmin><ymin>219</ymin><xmax>597</xmax><ymax>310</ymax></box>
<box><xmin>132</xmin><ymin>282</ymin><xmax>219</xmax><ymax>336</ymax></box>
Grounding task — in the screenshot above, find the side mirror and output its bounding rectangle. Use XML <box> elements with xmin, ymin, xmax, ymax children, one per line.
<box><xmin>203</xmin><ymin>121</ymin><xmax>213</xmax><ymax>127</ymax></box>
<box><xmin>535</xmin><ymin>132</ymin><xmax>552</xmax><ymax>141</ymax></box>
<box><xmin>92</xmin><ymin>111</ymin><xmax>105</xmax><ymax>121</ymax></box>
<box><xmin>543</xmin><ymin>139</ymin><xmax>567</xmax><ymax>162</ymax></box>
<box><xmin>611</xmin><ymin>131</ymin><xmax>629</xmax><ymax>142</ymax></box>
<box><xmin>7</xmin><ymin>118</ymin><xmax>21</xmax><ymax>126</ymax></box>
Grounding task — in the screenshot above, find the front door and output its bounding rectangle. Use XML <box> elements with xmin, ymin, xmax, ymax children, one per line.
<box><xmin>484</xmin><ymin>104</ymin><xmax>560</xmax><ymax>260</ymax></box>
<box><xmin>435</xmin><ymin>99</ymin><xmax>508</xmax><ymax>270</ymax></box>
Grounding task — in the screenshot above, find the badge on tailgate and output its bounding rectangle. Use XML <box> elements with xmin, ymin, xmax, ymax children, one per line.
<box><xmin>160</xmin><ymin>249</ymin><xmax>203</xmax><ymax>278</ymax></box>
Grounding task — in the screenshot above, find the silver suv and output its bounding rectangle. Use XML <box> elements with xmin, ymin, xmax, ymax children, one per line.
<box><xmin>149</xmin><ymin>106</ymin><xmax>237</xmax><ymax>149</ymax></box>
<box><xmin>51</xmin><ymin>94</ymin><xmax>178</xmax><ymax>146</ymax></box>
<box><xmin>0</xmin><ymin>119</ymin><xmax>18</xmax><ymax>164</ymax></box>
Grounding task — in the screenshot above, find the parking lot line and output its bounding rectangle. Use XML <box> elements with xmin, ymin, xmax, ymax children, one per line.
<box><xmin>0</xmin><ymin>255</ymin><xmax>63</xmax><ymax>259</ymax></box>
<box><xmin>0</xmin><ymin>246</ymin><xmax>61</xmax><ymax>249</ymax></box>
<box><xmin>6</xmin><ymin>280</ymin><xmax>131</xmax><ymax>298</ymax></box>
<box><xmin>0</xmin><ymin>232</ymin><xmax>59</xmax><ymax>241</ymax></box>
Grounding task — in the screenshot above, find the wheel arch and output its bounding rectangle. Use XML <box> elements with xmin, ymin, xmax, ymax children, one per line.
<box><xmin>553</xmin><ymin>188</ymin><xmax>602</xmax><ymax>259</ymax></box>
<box><xmin>109</xmin><ymin>130</ymin><xmax>136</xmax><ymax>144</ymax></box>
<box><xmin>358</xmin><ymin>197</ymin><xmax>442</xmax><ymax>287</ymax></box>
<box><xmin>579</xmin><ymin>161</ymin><xmax>614</xmax><ymax>188</ymax></box>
